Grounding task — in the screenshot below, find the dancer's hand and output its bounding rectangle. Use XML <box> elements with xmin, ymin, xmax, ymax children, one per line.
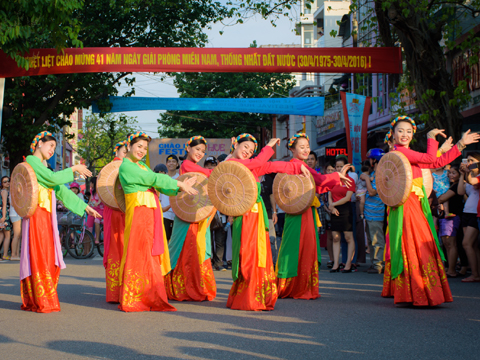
<box><xmin>340</xmin><ymin>164</ymin><xmax>352</xmax><ymax>177</ymax></box>
<box><xmin>331</xmin><ymin>207</ymin><xmax>339</xmax><ymax>216</ymax></box>
<box><xmin>339</xmin><ymin>173</ymin><xmax>352</xmax><ymax>187</ymax></box>
<box><xmin>461</xmin><ymin>129</ymin><xmax>480</xmax><ymax>145</ymax></box>
<box><xmin>72</xmin><ymin>164</ymin><xmax>92</xmax><ymax>178</ymax></box>
<box><xmin>178</xmin><ymin>177</ymin><xmax>198</xmax><ymax>195</ymax></box>
<box><xmin>300</xmin><ymin>164</ymin><xmax>310</xmax><ymax>178</ymax></box>
<box><xmin>267</xmin><ymin>138</ymin><xmax>281</xmax><ymax>148</ymax></box>
<box><xmin>86</xmin><ymin>206</ymin><xmax>102</xmax><ymax>219</ymax></box>
<box><xmin>439</xmin><ymin>137</ymin><xmax>453</xmax><ymax>153</ymax></box>
<box><xmin>427</xmin><ymin>129</ymin><xmax>447</xmax><ymax>139</ymax></box>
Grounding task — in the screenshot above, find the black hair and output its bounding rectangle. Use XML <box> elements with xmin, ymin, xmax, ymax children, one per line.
<box><xmin>188</xmin><ymin>138</ymin><xmax>207</xmax><ymax>149</ymax></box>
<box><xmin>335</xmin><ymin>157</ymin><xmax>348</xmax><ymax>166</ymax></box>
<box><xmin>1</xmin><ymin>176</ymin><xmax>9</xmax><ymax>190</ymax></box>
<box><xmin>468</xmin><ymin>152</ymin><xmax>480</xmax><ymax>162</ymax></box>
<box><xmin>40</xmin><ymin>134</ymin><xmax>57</xmax><ymax>144</ymax></box>
<box><xmin>90</xmin><ymin>177</ymin><xmax>97</xmax><ymax>196</ymax></box>
<box><xmin>309</xmin><ymin>151</ymin><xmax>318</xmax><ymax>161</ymax></box>
<box><xmin>35</xmin><ymin>134</ymin><xmax>57</xmax><ymax>153</ymax></box>
<box><xmin>130</xmin><ymin>136</ymin><xmax>150</xmax><ymax>146</ymax></box>
<box><xmin>449</xmin><ymin>164</ymin><xmax>460</xmax><ymax>180</ymax></box>
<box><xmin>287</xmin><ymin>135</ymin><xmax>309</xmax><ymax>150</ymax></box>
<box><xmin>324</xmin><ymin>162</ymin><xmax>335</xmax><ymax>172</ymax></box>
<box><xmin>361</xmin><ymin>165</ymin><xmax>370</xmax><ymax>173</ymax></box>
<box><xmin>237</xmin><ymin>137</ymin><xmax>256</xmax><ymax>146</ymax></box>
<box><xmin>392</xmin><ymin>119</ymin><xmax>415</xmax><ymax>131</ymax></box>
<box><xmin>217</xmin><ymin>153</ymin><xmax>228</xmax><ymax>163</ymax></box>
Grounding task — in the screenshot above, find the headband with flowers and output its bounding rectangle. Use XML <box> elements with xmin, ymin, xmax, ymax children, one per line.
<box><xmin>384</xmin><ymin>116</ymin><xmax>417</xmax><ymax>144</ymax></box>
<box><xmin>113</xmin><ymin>140</ymin><xmax>127</xmax><ymax>155</ymax></box>
<box><xmin>30</xmin><ymin>131</ymin><xmax>54</xmax><ymax>154</ymax></box>
<box><xmin>127</xmin><ymin>131</ymin><xmax>151</xmax><ymax>143</ymax></box>
<box><xmin>230</xmin><ymin>133</ymin><xmax>258</xmax><ymax>153</ymax></box>
<box><xmin>185</xmin><ymin>135</ymin><xmax>207</xmax><ymax>151</ymax></box>
<box><xmin>287</xmin><ymin>133</ymin><xmax>309</xmax><ymax>149</ymax></box>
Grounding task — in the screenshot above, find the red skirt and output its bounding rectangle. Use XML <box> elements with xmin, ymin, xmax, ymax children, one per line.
<box><xmin>227</xmin><ymin>210</ymin><xmax>277</xmax><ymax>311</ymax></box>
<box><xmin>277</xmin><ymin>210</ymin><xmax>320</xmax><ymax>300</ymax></box>
<box><xmin>21</xmin><ymin>207</ymin><xmax>61</xmax><ymax>313</ymax></box>
<box><xmin>104</xmin><ymin>207</ymin><xmax>125</xmax><ymax>303</ymax></box>
<box><xmin>164</xmin><ymin>223</ymin><xmax>216</xmax><ymax>301</ymax></box>
<box><xmin>381</xmin><ymin>193</ymin><xmax>453</xmax><ymax>306</ymax></box>
<box><xmin>118</xmin><ymin>206</ymin><xmax>176</xmax><ymax>312</ymax></box>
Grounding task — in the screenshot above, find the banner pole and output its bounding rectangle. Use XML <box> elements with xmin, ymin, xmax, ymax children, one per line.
<box><xmin>0</xmin><ymin>78</ymin><xmax>4</xmax><ymax>142</ymax></box>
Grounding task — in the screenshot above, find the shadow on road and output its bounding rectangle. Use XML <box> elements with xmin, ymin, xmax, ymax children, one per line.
<box><xmin>46</xmin><ymin>340</ymin><xmax>179</xmax><ymax>360</ymax></box>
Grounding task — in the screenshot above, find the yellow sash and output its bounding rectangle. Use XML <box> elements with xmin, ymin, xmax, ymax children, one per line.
<box><xmin>196</xmin><ymin>217</ymin><xmax>210</xmax><ymax>266</ymax></box>
<box><xmin>311</xmin><ymin>196</ymin><xmax>322</xmax><ymax>227</ymax></box>
<box><xmin>120</xmin><ymin>191</ymin><xmax>171</xmax><ymax>284</ymax></box>
<box><xmin>38</xmin><ymin>185</ymin><xmax>52</xmax><ymax>212</ymax></box>
<box><xmin>411</xmin><ymin>177</ymin><xmax>424</xmax><ymax>199</ymax></box>
<box><xmin>250</xmin><ymin>202</ymin><xmax>267</xmax><ymax>268</ymax></box>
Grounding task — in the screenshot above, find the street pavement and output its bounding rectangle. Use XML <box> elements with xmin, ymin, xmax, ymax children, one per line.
<box><xmin>0</xmin><ymin>255</ymin><xmax>479</xmax><ymax>360</ymax></box>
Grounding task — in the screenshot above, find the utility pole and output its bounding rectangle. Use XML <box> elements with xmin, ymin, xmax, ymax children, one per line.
<box><xmin>62</xmin><ymin>115</ymin><xmax>67</xmax><ymax>169</ymax></box>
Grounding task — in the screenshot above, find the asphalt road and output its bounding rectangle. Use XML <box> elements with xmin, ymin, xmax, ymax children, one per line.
<box><xmin>0</xmin><ymin>255</ymin><xmax>479</xmax><ymax>360</ymax></box>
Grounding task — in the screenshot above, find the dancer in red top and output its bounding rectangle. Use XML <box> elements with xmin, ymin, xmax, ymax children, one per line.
<box><xmin>225</xmin><ymin>133</ymin><xmax>311</xmax><ymax>311</ymax></box>
<box><xmin>382</xmin><ymin>116</ymin><xmax>479</xmax><ymax>306</ymax></box>
<box><xmin>276</xmin><ymin>133</ymin><xmax>351</xmax><ymax>299</ymax></box>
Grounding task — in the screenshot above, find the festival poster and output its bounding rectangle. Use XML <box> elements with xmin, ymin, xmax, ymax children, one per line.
<box><xmin>148</xmin><ymin>138</ymin><xmax>231</xmax><ymax>169</ymax></box>
<box><xmin>340</xmin><ymin>92</ymin><xmax>371</xmax><ymax>173</ymax></box>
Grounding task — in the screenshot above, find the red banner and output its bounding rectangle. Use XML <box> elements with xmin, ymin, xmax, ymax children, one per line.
<box><xmin>0</xmin><ymin>47</ymin><xmax>402</xmax><ymax>78</ymax></box>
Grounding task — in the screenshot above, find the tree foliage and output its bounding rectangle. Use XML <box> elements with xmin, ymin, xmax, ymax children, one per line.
<box><xmin>2</xmin><ymin>0</ymin><xmax>227</xmax><ymax>171</ymax></box>
<box><xmin>0</xmin><ymin>0</ymin><xmax>84</xmax><ymax>69</ymax></box>
<box><xmin>225</xmin><ymin>1</ymin><xmax>313</xmax><ymax>26</ymax></box>
<box><xmin>77</xmin><ymin>113</ymin><xmax>138</xmax><ymax>173</ymax></box>
<box><xmin>343</xmin><ymin>0</ymin><xmax>480</xmax><ymax>142</ymax></box>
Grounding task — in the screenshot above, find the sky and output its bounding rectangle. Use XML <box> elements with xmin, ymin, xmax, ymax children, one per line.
<box><xmin>113</xmin><ymin>14</ymin><xmax>301</xmax><ymax>137</ymax></box>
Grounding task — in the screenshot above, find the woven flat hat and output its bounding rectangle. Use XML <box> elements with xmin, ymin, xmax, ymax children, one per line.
<box><xmin>422</xmin><ymin>168</ymin><xmax>433</xmax><ymax>198</ymax></box>
<box><xmin>207</xmin><ymin>161</ymin><xmax>257</xmax><ymax>216</ymax></box>
<box><xmin>376</xmin><ymin>151</ymin><xmax>413</xmax><ymax>207</ymax></box>
<box><xmin>97</xmin><ymin>161</ymin><xmax>122</xmax><ymax>210</ymax></box>
<box><xmin>114</xmin><ymin>176</ymin><xmax>126</xmax><ymax>213</ymax></box>
<box><xmin>170</xmin><ymin>172</ymin><xmax>214</xmax><ymax>223</ymax></box>
<box><xmin>10</xmin><ymin>162</ymin><xmax>39</xmax><ymax>218</ymax></box>
<box><xmin>273</xmin><ymin>173</ymin><xmax>315</xmax><ymax>215</ymax></box>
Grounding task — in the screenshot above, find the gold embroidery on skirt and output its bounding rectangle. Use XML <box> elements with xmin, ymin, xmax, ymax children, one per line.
<box><xmin>106</xmin><ymin>261</ymin><xmax>121</xmax><ymax>291</ymax></box>
<box><xmin>422</xmin><ymin>256</ymin><xmax>439</xmax><ymax>292</ymax></box>
<box><xmin>308</xmin><ymin>261</ymin><xmax>319</xmax><ymax>289</ymax></box>
<box><xmin>200</xmin><ymin>262</ymin><xmax>216</xmax><ymax>292</ymax></box>
<box><xmin>172</xmin><ymin>269</ymin><xmax>187</xmax><ymax>295</ymax></box>
<box><xmin>230</xmin><ymin>274</ymin><xmax>248</xmax><ymax>296</ymax></box>
<box><xmin>122</xmin><ymin>270</ymin><xmax>149</xmax><ymax>307</ymax></box>
<box><xmin>255</xmin><ymin>270</ymin><xmax>277</xmax><ymax>305</ymax></box>
<box><xmin>437</xmin><ymin>258</ymin><xmax>448</xmax><ymax>284</ymax></box>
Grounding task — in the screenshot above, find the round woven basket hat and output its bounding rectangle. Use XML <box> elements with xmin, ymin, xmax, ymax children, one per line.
<box><xmin>207</xmin><ymin>161</ymin><xmax>258</xmax><ymax>217</ymax></box>
<box><xmin>422</xmin><ymin>168</ymin><xmax>433</xmax><ymax>198</ymax></box>
<box><xmin>376</xmin><ymin>151</ymin><xmax>413</xmax><ymax>207</ymax></box>
<box><xmin>97</xmin><ymin>161</ymin><xmax>121</xmax><ymax>210</ymax></box>
<box><xmin>10</xmin><ymin>162</ymin><xmax>39</xmax><ymax>218</ymax></box>
<box><xmin>114</xmin><ymin>176</ymin><xmax>126</xmax><ymax>213</ymax></box>
<box><xmin>170</xmin><ymin>172</ymin><xmax>214</xmax><ymax>223</ymax></box>
<box><xmin>273</xmin><ymin>173</ymin><xmax>315</xmax><ymax>215</ymax></box>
